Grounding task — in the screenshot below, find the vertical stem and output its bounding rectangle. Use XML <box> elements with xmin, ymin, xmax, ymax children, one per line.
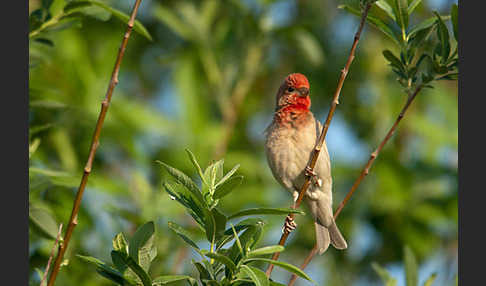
<box><xmin>265</xmin><ymin>2</ymin><xmax>373</xmax><ymax>277</ymax></box>
<box><xmin>287</xmin><ymin>85</ymin><xmax>423</xmax><ymax>286</ymax></box>
<box><xmin>46</xmin><ymin>1</ymin><xmax>143</xmax><ymax>285</ymax></box>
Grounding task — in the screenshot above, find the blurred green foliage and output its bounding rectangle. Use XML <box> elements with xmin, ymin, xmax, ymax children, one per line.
<box><xmin>29</xmin><ymin>0</ymin><xmax>457</xmax><ymax>285</ymax></box>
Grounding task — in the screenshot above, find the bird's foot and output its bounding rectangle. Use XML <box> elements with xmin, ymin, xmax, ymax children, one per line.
<box><xmin>282</xmin><ymin>215</ymin><xmax>297</xmax><ymax>234</ymax></box>
<box><xmin>305</xmin><ymin>166</ymin><xmax>322</xmax><ymax>187</ymax></box>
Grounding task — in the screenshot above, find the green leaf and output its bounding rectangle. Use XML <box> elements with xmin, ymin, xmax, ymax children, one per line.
<box><xmin>65</xmin><ymin>0</ymin><xmax>152</xmax><ymax>40</ymax></box>
<box><xmin>245</xmin><ymin>258</ymin><xmax>314</xmax><ymax>284</ymax></box>
<box><xmin>393</xmin><ymin>0</ymin><xmax>409</xmax><ymax>35</ymax></box>
<box><xmin>215</xmin><ymin>164</ymin><xmax>240</xmax><ymax>188</ymax></box>
<box><xmin>111</xmin><ymin>251</ymin><xmax>152</xmax><ymax>286</ymax></box>
<box><xmin>112</xmin><ymin>232</ymin><xmax>129</xmax><ymax>255</ymax></box>
<box><xmin>193</xmin><ymin>261</ymin><xmax>212</xmax><ymax>280</ymax></box>
<box><xmin>423</xmin><ymin>273</ymin><xmax>437</xmax><ymax>286</ymax></box>
<box><xmin>228</xmin><ymin>208</ymin><xmax>304</xmax><ymax>220</ymax></box>
<box><xmin>382</xmin><ymin>50</ymin><xmax>406</xmax><ymax>73</ymax></box>
<box><xmin>269</xmin><ymin>281</ymin><xmax>287</xmax><ymax>286</ymax></box>
<box><xmin>407</xmin><ymin>15</ymin><xmax>450</xmax><ymax>39</ymax></box>
<box><xmin>376</xmin><ymin>1</ymin><xmax>396</xmax><ymax>21</ymax></box>
<box><xmin>157</xmin><ymin>161</ymin><xmax>205</xmax><ymax>204</ymax></box>
<box><xmin>128</xmin><ymin>221</ymin><xmax>155</xmax><ymax>268</ymax></box>
<box><xmin>248</xmin><ymin>246</ymin><xmax>285</xmax><ymax>257</ymax></box>
<box><xmin>77</xmin><ymin>254</ymin><xmax>127</xmax><ymax>285</ymax></box>
<box><xmin>110</xmin><ymin>251</ymin><xmax>140</xmax><ymax>285</ymax></box>
<box><xmin>338</xmin><ymin>4</ymin><xmax>400</xmax><ymax>45</ymax></box>
<box><xmin>29</xmin><ymin>205</ymin><xmax>59</xmax><ymax>240</ymax></box>
<box><xmin>185</xmin><ymin>149</ymin><xmax>207</xmax><ymax>186</ymax></box>
<box><xmin>209</xmin><ymin>160</ymin><xmax>224</xmax><ymax>188</ymax></box>
<box><xmin>162</xmin><ymin>182</ymin><xmax>207</xmax><ymax>227</ymax></box>
<box><xmin>201</xmin><ymin>250</ymin><xmax>237</xmax><ymax>273</ymax></box>
<box><xmin>407</xmin><ymin>0</ymin><xmax>422</xmax><ymax>15</ymax></box>
<box><xmin>153</xmin><ymin>275</ymin><xmax>196</xmax><ymax>285</ymax></box>
<box><xmin>224</xmin><ymin>218</ymin><xmax>265</xmax><ymax>235</ymax></box>
<box><xmin>168</xmin><ymin>221</ymin><xmax>200</xmax><ymax>251</ymax></box>
<box><xmin>372</xmin><ymin>262</ymin><xmax>397</xmax><ymax>286</ymax></box>
<box><xmin>241</xmin><ymin>265</ymin><xmax>269</xmax><ymax>286</ymax></box>
<box><xmin>211</xmin><ymin>208</ymin><xmax>227</xmax><ymax>240</ymax></box>
<box><xmin>451</xmin><ymin>4</ymin><xmax>458</xmax><ymax>41</ymax></box>
<box><xmin>404</xmin><ymin>246</ymin><xmax>418</xmax><ymax>286</ymax></box>
<box><xmin>434</xmin><ymin>12</ymin><xmax>451</xmax><ymax>62</ymax></box>
<box><xmin>213</xmin><ymin>175</ymin><xmax>243</xmax><ymax>199</ymax></box>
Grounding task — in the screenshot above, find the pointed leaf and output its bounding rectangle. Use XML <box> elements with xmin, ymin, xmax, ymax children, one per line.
<box><xmin>338</xmin><ymin>5</ymin><xmax>400</xmax><ymax>45</ymax></box>
<box><xmin>157</xmin><ymin>161</ymin><xmax>205</xmax><ymax>204</ymax></box>
<box><xmin>153</xmin><ymin>275</ymin><xmax>196</xmax><ymax>285</ymax></box>
<box><xmin>404</xmin><ymin>246</ymin><xmax>418</xmax><ymax>286</ymax></box>
<box><xmin>162</xmin><ymin>182</ymin><xmax>206</xmax><ymax>226</ymax></box>
<box><xmin>77</xmin><ymin>254</ymin><xmax>127</xmax><ymax>284</ymax></box>
<box><xmin>201</xmin><ymin>250</ymin><xmax>236</xmax><ymax>272</ymax></box>
<box><xmin>383</xmin><ymin>50</ymin><xmax>405</xmax><ymax>73</ymax></box>
<box><xmin>168</xmin><ymin>221</ymin><xmax>200</xmax><ymax>251</ymax></box>
<box><xmin>186</xmin><ymin>149</ymin><xmax>207</xmax><ymax>186</ymax></box>
<box><xmin>393</xmin><ymin>0</ymin><xmax>409</xmax><ymax>34</ymax></box>
<box><xmin>248</xmin><ymin>246</ymin><xmax>285</xmax><ymax>257</ymax></box>
<box><xmin>29</xmin><ymin>205</ymin><xmax>59</xmax><ymax>240</ymax></box>
<box><xmin>408</xmin><ymin>0</ymin><xmax>422</xmax><ymax>15</ymax></box>
<box><xmin>435</xmin><ymin>12</ymin><xmax>451</xmax><ymax>62</ymax></box>
<box><xmin>112</xmin><ymin>251</ymin><xmax>152</xmax><ymax>286</ymax></box>
<box><xmin>213</xmin><ymin>175</ymin><xmax>243</xmax><ymax>199</ymax></box>
<box><xmin>211</xmin><ymin>208</ymin><xmax>227</xmax><ymax>240</ymax></box>
<box><xmin>111</xmin><ymin>251</ymin><xmax>140</xmax><ymax>285</ymax></box>
<box><xmin>407</xmin><ymin>15</ymin><xmax>449</xmax><ymax>39</ymax></box>
<box><xmin>193</xmin><ymin>261</ymin><xmax>211</xmax><ymax>280</ymax></box>
<box><xmin>376</xmin><ymin>1</ymin><xmax>396</xmax><ymax>21</ymax></box>
<box><xmin>228</xmin><ymin>208</ymin><xmax>304</xmax><ymax>220</ymax></box>
<box><xmin>128</xmin><ymin>221</ymin><xmax>155</xmax><ymax>266</ymax></box>
<box><xmin>241</xmin><ymin>265</ymin><xmax>269</xmax><ymax>286</ymax></box>
<box><xmin>65</xmin><ymin>0</ymin><xmax>152</xmax><ymax>40</ymax></box>
<box><xmin>245</xmin><ymin>258</ymin><xmax>314</xmax><ymax>284</ymax></box>
<box><xmin>215</xmin><ymin>164</ymin><xmax>240</xmax><ymax>188</ymax></box>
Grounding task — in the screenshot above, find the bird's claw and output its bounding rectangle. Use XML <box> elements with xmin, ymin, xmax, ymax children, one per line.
<box><xmin>305</xmin><ymin>166</ymin><xmax>322</xmax><ymax>187</ymax></box>
<box><xmin>282</xmin><ymin>215</ymin><xmax>297</xmax><ymax>234</ymax></box>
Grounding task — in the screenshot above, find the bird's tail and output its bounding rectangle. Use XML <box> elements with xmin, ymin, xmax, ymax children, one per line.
<box><xmin>310</xmin><ymin>198</ymin><xmax>348</xmax><ymax>254</ymax></box>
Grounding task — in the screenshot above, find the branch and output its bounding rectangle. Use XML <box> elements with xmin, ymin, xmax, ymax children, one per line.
<box><xmin>40</xmin><ymin>224</ymin><xmax>63</xmax><ymax>286</ymax></box>
<box><xmin>287</xmin><ymin>85</ymin><xmax>423</xmax><ymax>286</ymax></box>
<box><xmin>45</xmin><ymin>1</ymin><xmax>144</xmax><ymax>285</ymax></box>
<box><xmin>265</xmin><ymin>2</ymin><xmax>373</xmax><ymax>277</ymax></box>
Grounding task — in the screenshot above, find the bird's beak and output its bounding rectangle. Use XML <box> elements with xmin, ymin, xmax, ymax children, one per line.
<box><xmin>297</xmin><ymin>87</ymin><xmax>309</xmax><ymax>97</ymax></box>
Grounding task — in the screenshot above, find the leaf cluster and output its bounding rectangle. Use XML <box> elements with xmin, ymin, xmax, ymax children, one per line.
<box><xmin>29</xmin><ymin>0</ymin><xmax>152</xmax><ymax>68</ymax></box>
<box><xmin>340</xmin><ymin>1</ymin><xmax>458</xmax><ymax>93</ymax></box>
<box><xmin>80</xmin><ymin>150</ymin><xmax>311</xmax><ymax>285</ymax></box>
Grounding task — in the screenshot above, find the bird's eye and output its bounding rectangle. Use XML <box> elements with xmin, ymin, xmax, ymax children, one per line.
<box><xmin>287</xmin><ymin>87</ymin><xmax>295</xmax><ymax>92</ymax></box>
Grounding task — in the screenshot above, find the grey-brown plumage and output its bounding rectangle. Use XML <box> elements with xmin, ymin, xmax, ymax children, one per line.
<box><xmin>264</xmin><ymin>73</ymin><xmax>347</xmax><ymax>254</ymax></box>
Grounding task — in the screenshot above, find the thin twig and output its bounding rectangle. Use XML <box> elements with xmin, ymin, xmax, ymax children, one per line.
<box><xmin>287</xmin><ymin>85</ymin><xmax>423</xmax><ymax>286</ymax></box>
<box><xmin>265</xmin><ymin>2</ymin><xmax>373</xmax><ymax>277</ymax></box>
<box><xmin>46</xmin><ymin>1</ymin><xmax>143</xmax><ymax>285</ymax></box>
<box><xmin>40</xmin><ymin>224</ymin><xmax>63</xmax><ymax>286</ymax></box>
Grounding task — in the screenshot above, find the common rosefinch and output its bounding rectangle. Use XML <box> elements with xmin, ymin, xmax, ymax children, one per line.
<box><xmin>265</xmin><ymin>73</ymin><xmax>347</xmax><ymax>254</ymax></box>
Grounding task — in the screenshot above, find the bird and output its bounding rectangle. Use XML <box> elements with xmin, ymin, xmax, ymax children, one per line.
<box><xmin>264</xmin><ymin>73</ymin><xmax>347</xmax><ymax>254</ymax></box>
